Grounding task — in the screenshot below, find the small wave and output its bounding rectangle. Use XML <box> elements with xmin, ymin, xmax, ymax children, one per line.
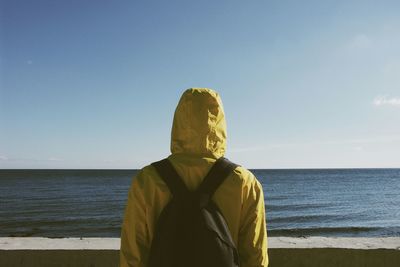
<box><xmin>266</xmin><ymin>203</ymin><xmax>332</xmax><ymax>212</ymax></box>
<box><xmin>266</xmin><ymin>195</ymin><xmax>289</xmax><ymax>201</ymax></box>
<box><xmin>268</xmin><ymin>214</ymin><xmax>340</xmax><ymax>224</ymax></box>
<box><xmin>5</xmin><ymin>225</ymin><xmax>121</xmax><ymax>238</ymax></box>
<box><xmin>267</xmin><ymin>226</ymin><xmax>380</xmax><ymax>237</ymax></box>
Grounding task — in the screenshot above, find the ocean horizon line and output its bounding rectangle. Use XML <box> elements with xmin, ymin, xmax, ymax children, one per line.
<box><xmin>1</xmin><ymin>167</ymin><xmax>400</xmax><ymax>171</ymax></box>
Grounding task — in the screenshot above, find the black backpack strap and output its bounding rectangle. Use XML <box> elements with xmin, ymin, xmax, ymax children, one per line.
<box><xmin>196</xmin><ymin>157</ymin><xmax>239</xmax><ymax>206</ymax></box>
<box><xmin>151</xmin><ymin>158</ymin><xmax>189</xmax><ymax>198</ymax></box>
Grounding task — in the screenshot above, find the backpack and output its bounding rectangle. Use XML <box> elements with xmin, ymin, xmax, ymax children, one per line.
<box><xmin>148</xmin><ymin>157</ymin><xmax>240</xmax><ymax>267</ymax></box>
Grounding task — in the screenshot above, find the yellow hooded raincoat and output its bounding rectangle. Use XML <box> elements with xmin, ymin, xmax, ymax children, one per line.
<box><xmin>120</xmin><ymin>88</ymin><xmax>268</xmax><ymax>267</ymax></box>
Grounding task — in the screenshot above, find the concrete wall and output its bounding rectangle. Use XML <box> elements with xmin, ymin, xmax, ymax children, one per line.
<box><xmin>1</xmin><ymin>237</ymin><xmax>399</xmax><ymax>267</ymax></box>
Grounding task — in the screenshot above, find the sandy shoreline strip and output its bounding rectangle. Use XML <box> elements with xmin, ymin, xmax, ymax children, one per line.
<box><xmin>1</xmin><ymin>237</ymin><xmax>399</xmax><ymax>250</ymax></box>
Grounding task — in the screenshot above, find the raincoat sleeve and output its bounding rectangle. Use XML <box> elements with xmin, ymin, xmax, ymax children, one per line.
<box><xmin>238</xmin><ymin>175</ymin><xmax>268</xmax><ymax>267</ymax></box>
<box><xmin>120</xmin><ymin>171</ymin><xmax>149</xmax><ymax>267</ymax></box>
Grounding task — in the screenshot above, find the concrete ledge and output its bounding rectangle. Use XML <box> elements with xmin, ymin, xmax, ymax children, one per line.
<box><xmin>0</xmin><ymin>237</ymin><xmax>120</xmax><ymax>250</ymax></box>
<box><xmin>269</xmin><ymin>236</ymin><xmax>400</xmax><ymax>249</ymax></box>
<box><xmin>1</xmin><ymin>237</ymin><xmax>399</xmax><ymax>267</ymax></box>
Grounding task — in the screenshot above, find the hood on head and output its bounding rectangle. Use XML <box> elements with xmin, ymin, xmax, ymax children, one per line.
<box><xmin>170</xmin><ymin>88</ymin><xmax>227</xmax><ymax>159</ymax></box>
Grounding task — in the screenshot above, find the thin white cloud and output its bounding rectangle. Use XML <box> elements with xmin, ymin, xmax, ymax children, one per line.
<box><xmin>230</xmin><ymin>146</ymin><xmax>266</xmax><ymax>153</ymax></box>
<box><xmin>0</xmin><ymin>156</ymin><xmax>63</xmax><ymax>162</ymax></box>
<box><xmin>231</xmin><ymin>135</ymin><xmax>400</xmax><ymax>153</ymax></box>
<box><xmin>47</xmin><ymin>157</ymin><xmax>63</xmax><ymax>161</ymax></box>
<box><xmin>348</xmin><ymin>34</ymin><xmax>372</xmax><ymax>49</ymax></box>
<box><xmin>373</xmin><ymin>95</ymin><xmax>400</xmax><ymax>107</ymax></box>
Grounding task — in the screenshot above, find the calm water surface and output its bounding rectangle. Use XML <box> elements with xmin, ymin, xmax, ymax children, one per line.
<box><xmin>0</xmin><ymin>168</ymin><xmax>399</xmax><ymax>237</ymax></box>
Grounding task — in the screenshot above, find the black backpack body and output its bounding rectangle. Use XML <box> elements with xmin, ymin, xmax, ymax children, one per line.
<box><xmin>148</xmin><ymin>157</ymin><xmax>240</xmax><ymax>267</ymax></box>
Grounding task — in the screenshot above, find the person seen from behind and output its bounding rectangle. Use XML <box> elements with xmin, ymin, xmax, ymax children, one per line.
<box><xmin>120</xmin><ymin>88</ymin><xmax>268</xmax><ymax>267</ymax></box>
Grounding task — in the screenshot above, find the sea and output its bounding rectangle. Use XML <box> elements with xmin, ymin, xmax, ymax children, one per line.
<box><xmin>1</xmin><ymin>168</ymin><xmax>399</xmax><ymax>238</ymax></box>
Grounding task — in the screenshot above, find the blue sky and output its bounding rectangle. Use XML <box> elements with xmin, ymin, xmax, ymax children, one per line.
<box><xmin>1</xmin><ymin>0</ymin><xmax>400</xmax><ymax>169</ymax></box>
